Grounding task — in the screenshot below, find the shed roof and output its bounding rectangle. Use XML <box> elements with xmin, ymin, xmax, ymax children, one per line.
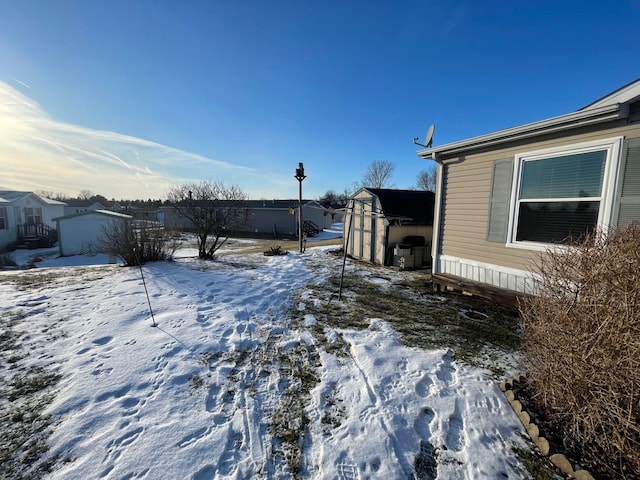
<box><xmin>64</xmin><ymin>199</ymin><xmax>108</xmax><ymax>208</ymax></box>
<box><xmin>53</xmin><ymin>210</ymin><xmax>132</xmax><ymax>222</ymax></box>
<box><xmin>360</xmin><ymin>188</ymin><xmax>435</xmax><ymax>224</ymax></box>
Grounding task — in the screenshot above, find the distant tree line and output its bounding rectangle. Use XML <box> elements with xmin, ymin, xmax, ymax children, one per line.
<box><xmin>36</xmin><ymin>190</ymin><xmax>168</xmax><ymax>209</ymax></box>
<box><xmin>37</xmin><ymin>158</ymin><xmax>438</xmax><ymax>214</ymax></box>
<box><xmin>317</xmin><ymin>160</ymin><xmax>437</xmax><ymax>208</ymax></box>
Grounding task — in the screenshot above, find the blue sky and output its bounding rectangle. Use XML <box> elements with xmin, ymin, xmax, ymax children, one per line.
<box><xmin>1</xmin><ymin>0</ymin><xmax>639</xmax><ymax>200</ymax></box>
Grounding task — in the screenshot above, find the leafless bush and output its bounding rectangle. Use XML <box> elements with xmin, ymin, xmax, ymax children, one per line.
<box><xmin>98</xmin><ymin>220</ymin><xmax>176</xmax><ymax>265</ymax></box>
<box><xmin>520</xmin><ymin>224</ymin><xmax>640</xmax><ymax>478</ymax></box>
<box><xmin>0</xmin><ymin>252</ymin><xmax>17</xmax><ymax>267</ymax></box>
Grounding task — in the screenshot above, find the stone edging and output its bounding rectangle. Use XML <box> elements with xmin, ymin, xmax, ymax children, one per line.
<box><xmin>500</xmin><ymin>374</ymin><xmax>595</xmax><ymax>480</ymax></box>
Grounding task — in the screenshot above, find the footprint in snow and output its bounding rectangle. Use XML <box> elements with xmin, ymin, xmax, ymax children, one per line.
<box><xmin>445</xmin><ymin>399</ymin><xmax>466</xmax><ymax>452</ymax></box>
<box><xmin>414</xmin><ymin>406</ymin><xmax>434</xmax><ymax>440</ymax></box>
<box><xmin>205</xmin><ymin>384</ymin><xmax>221</xmax><ymax>412</ymax></box>
<box><xmin>435</xmin><ymin>351</ymin><xmax>456</xmax><ymax>384</ymax></box>
<box><xmin>413</xmin><ymin>407</ymin><xmax>437</xmax><ymax>480</ymax></box>
<box><xmin>446</xmin><ymin>414</ymin><xmax>465</xmax><ymax>452</ymax></box>
<box><xmin>103</xmin><ymin>426</ymin><xmax>144</xmax><ymax>463</ymax></box>
<box><xmin>336</xmin><ymin>460</ymin><xmax>359</xmax><ymax>480</ymax></box>
<box><xmin>217</xmin><ymin>430</ymin><xmax>243</xmax><ymax>476</ymax></box>
<box><xmin>415</xmin><ymin>374</ymin><xmax>432</xmax><ymax>398</ymax></box>
<box><xmin>473</xmin><ymin>394</ymin><xmax>501</xmax><ymax>414</ymax></box>
<box><xmin>191</xmin><ymin>464</ymin><xmax>216</xmax><ymax>480</ymax></box>
<box><xmin>96</xmin><ymin>384</ymin><xmax>131</xmax><ymax>403</ymax></box>
<box><xmin>177</xmin><ymin>426</ymin><xmax>210</xmax><ymax>449</ymax></box>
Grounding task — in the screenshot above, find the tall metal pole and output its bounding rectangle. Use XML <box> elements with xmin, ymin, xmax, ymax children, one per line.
<box><xmin>338</xmin><ymin>199</ymin><xmax>354</xmax><ymax>301</ymax></box>
<box><xmin>298</xmin><ymin>178</ymin><xmax>303</xmax><ymax>252</ymax></box>
<box><xmin>294</xmin><ymin>163</ymin><xmax>306</xmax><ymax>253</ymax></box>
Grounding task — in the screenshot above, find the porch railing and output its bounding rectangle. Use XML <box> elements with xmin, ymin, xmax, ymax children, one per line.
<box><xmin>17</xmin><ymin>223</ymin><xmax>58</xmax><ymax>248</ymax></box>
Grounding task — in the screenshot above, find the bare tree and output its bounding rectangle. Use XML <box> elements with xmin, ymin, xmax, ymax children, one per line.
<box><xmin>416</xmin><ymin>163</ymin><xmax>437</xmax><ymax>191</ymax></box>
<box><xmin>318</xmin><ymin>190</ymin><xmax>339</xmax><ymax>208</ymax></box>
<box><xmin>78</xmin><ymin>189</ymin><xmax>93</xmax><ymax>200</ymax></box>
<box><xmin>362</xmin><ymin>160</ymin><xmax>395</xmax><ymax>189</ymax></box>
<box><xmin>35</xmin><ymin>190</ymin><xmax>64</xmax><ymax>201</ymax></box>
<box><xmin>166</xmin><ymin>180</ymin><xmax>249</xmax><ymax>259</ymax></box>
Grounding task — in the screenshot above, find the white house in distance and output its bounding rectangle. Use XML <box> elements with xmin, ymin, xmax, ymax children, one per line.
<box><xmin>62</xmin><ymin>199</ymin><xmax>108</xmax><ymax>216</ymax></box>
<box><xmin>53</xmin><ymin>210</ymin><xmax>132</xmax><ymax>256</ymax></box>
<box><xmin>0</xmin><ymin>190</ymin><xmax>66</xmax><ymax>251</ymax></box>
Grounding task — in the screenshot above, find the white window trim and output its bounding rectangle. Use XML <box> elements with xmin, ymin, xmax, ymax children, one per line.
<box><xmin>506</xmin><ymin>136</ymin><xmax>623</xmax><ymax>251</ymax></box>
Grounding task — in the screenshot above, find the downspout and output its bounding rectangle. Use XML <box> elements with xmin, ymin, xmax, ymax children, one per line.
<box><xmin>383</xmin><ymin>219</ymin><xmax>390</xmax><ymax>266</ymax></box>
<box><xmin>430</xmin><ymin>153</ymin><xmax>444</xmax><ymax>275</ymax></box>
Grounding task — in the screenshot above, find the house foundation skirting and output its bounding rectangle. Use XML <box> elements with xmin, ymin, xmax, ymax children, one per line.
<box><xmin>436</xmin><ymin>255</ymin><xmax>535</xmax><ymax>295</ymax></box>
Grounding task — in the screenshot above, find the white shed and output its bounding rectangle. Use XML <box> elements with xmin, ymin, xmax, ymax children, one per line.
<box><xmin>53</xmin><ymin>210</ymin><xmax>132</xmax><ymax>256</ymax></box>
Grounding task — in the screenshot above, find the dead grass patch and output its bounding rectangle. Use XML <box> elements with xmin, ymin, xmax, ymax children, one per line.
<box><xmin>295</xmin><ymin>269</ymin><xmax>520</xmax><ymax>376</ymax></box>
<box><xmin>0</xmin><ymin>311</ymin><xmax>62</xmax><ymax>479</ymax></box>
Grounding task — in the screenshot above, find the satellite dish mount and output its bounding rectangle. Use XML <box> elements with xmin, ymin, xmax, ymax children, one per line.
<box><xmin>414</xmin><ymin>124</ymin><xmax>435</xmax><ymax>148</ymax></box>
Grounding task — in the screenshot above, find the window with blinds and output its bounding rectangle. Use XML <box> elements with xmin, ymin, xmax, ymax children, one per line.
<box><xmin>516</xmin><ymin>151</ymin><xmax>606</xmax><ymax>243</ymax></box>
<box><xmin>507</xmin><ymin>137</ymin><xmax>623</xmax><ymax>248</ymax></box>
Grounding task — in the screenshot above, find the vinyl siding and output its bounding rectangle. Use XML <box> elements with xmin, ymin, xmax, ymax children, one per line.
<box><xmin>438</xmin><ymin>121</ymin><xmax>640</xmax><ymax>273</ymax></box>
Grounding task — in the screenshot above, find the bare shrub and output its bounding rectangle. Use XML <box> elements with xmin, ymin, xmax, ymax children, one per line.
<box><xmin>0</xmin><ymin>252</ymin><xmax>17</xmax><ymax>267</ymax></box>
<box><xmin>98</xmin><ymin>220</ymin><xmax>176</xmax><ymax>265</ymax></box>
<box><xmin>520</xmin><ymin>224</ymin><xmax>640</xmax><ymax>478</ymax></box>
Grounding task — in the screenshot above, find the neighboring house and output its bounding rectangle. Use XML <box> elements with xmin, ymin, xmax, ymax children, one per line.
<box><xmin>53</xmin><ymin>210</ymin><xmax>132</xmax><ymax>256</ymax></box>
<box><xmin>113</xmin><ymin>203</ymin><xmax>164</xmax><ymax>223</ymax></box>
<box><xmin>417</xmin><ymin>78</ymin><xmax>640</xmax><ymax>300</ymax></box>
<box><xmin>344</xmin><ymin>188</ymin><xmax>435</xmax><ymax>267</ymax></box>
<box><xmin>162</xmin><ymin>200</ymin><xmax>334</xmax><ymax>237</ymax></box>
<box><xmin>130</xmin><ymin>207</ymin><xmax>163</xmax><ymax>223</ymax></box>
<box><xmin>244</xmin><ymin>200</ymin><xmax>332</xmax><ymax>237</ymax></box>
<box><xmin>63</xmin><ymin>200</ymin><xmax>108</xmax><ymax>216</ymax></box>
<box><xmin>0</xmin><ymin>190</ymin><xmax>66</xmax><ymax>251</ymax></box>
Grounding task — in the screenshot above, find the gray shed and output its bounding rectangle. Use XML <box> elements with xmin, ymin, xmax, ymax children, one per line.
<box><xmin>344</xmin><ymin>188</ymin><xmax>435</xmax><ymax>267</ymax></box>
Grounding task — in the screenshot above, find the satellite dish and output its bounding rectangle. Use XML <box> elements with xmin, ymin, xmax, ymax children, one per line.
<box><xmin>413</xmin><ymin>124</ymin><xmax>435</xmax><ymax>148</ymax></box>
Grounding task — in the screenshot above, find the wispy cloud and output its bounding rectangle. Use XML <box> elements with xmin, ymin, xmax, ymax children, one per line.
<box><xmin>443</xmin><ymin>3</ymin><xmax>469</xmax><ymax>36</ymax></box>
<box><xmin>0</xmin><ymin>82</ymin><xmax>290</xmax><ymax>199</ymax></box>
<box><xmin>11</xmin><ymin>77</ymin><xmax>31</xmax><ymax>89</ymax></box>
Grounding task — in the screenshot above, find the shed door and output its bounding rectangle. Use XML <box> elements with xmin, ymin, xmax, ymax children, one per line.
<box><xmin>361</xmin><ymin>198</ymin><xmax>375</xmax><ymax>263</ymax></box>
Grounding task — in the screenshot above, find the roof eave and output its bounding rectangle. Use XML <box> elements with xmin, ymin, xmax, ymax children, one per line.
<box><xmin>417</xmin><ymin>103</ymin><xmax>629</xmax><ymax>160</ymax></box>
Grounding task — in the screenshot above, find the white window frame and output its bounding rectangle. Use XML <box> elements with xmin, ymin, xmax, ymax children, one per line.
<box><xmin>25</xmin><ymin>207</ymin><xmax>42</xmax><ymax>225</ymax></box>
<box><xmin>506</xmin><ymin>136</ymin><xmax>623</xmax><ymax>251</ymax></box>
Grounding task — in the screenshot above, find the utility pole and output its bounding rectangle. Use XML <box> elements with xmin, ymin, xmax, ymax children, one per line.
<box><xmin>294</xmin><ymin>162</ymin><xmax>306</xmax><ymax>253</ymax></box>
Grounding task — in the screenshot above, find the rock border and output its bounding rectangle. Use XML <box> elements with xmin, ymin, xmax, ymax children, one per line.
<box><xmin>500</xmin><ymin>374</ymin><xmax>595</xmax><ymax>480</ymax></box>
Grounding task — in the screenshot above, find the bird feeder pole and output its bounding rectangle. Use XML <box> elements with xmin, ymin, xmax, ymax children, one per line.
<box><xmin>294</xmin><ymin>162</ymin><xmax>307</xmax><ymax>253</ymax></box>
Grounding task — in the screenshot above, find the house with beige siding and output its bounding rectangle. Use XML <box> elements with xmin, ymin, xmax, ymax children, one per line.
<box><xmin>344</xmin><ymin>188</ymin><xmax>435</xmax><ymax>267</ymax></box>
<box><xmin>417</xmin><ymin>78</ymin><xmax>640</xmax><ymax>298</ymax></box>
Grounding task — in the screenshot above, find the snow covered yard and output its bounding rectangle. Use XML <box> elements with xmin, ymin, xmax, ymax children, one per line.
<box><xmin>0</xmin><ymin>245</ymin><xmax>538</xmax><ymax>479</ymax></box>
